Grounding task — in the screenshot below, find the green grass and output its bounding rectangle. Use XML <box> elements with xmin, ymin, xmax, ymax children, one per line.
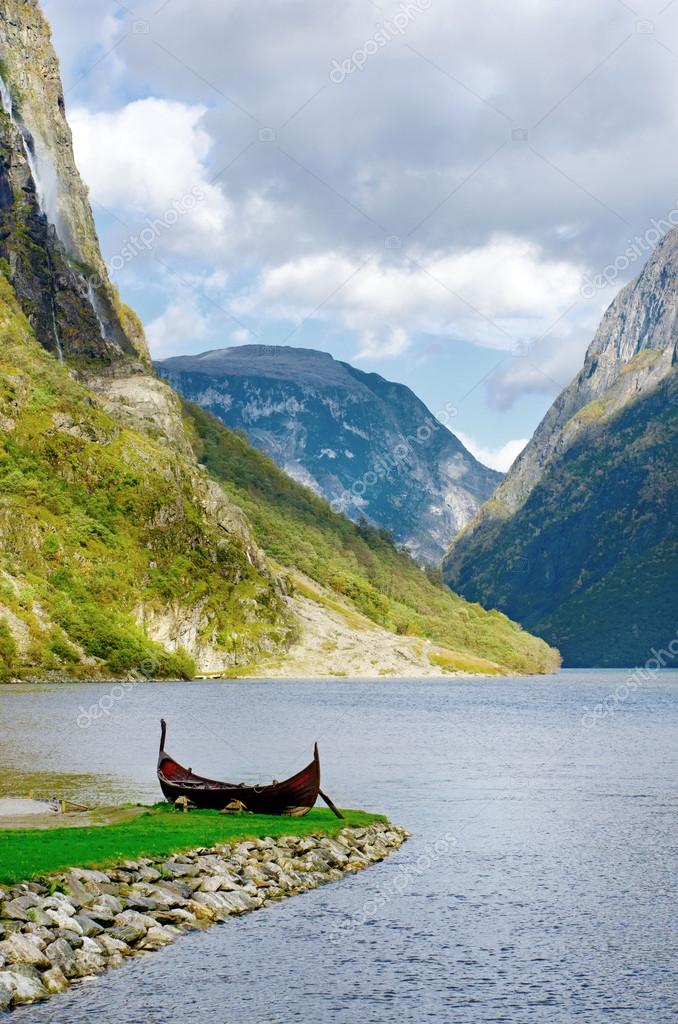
<box><xmin>0</xmin><ymin>805</ymin><xmax>384</xmax><ymax>884</ymax></box>
<box><xmin>184</xmin><ymin>403</ymin><xmax>560</xmax><ymax>675</ymax></box>
<box><xmin>0</xmin><ymin>274</ymin><xmax>293</xmax><ymax>677</ymax></box>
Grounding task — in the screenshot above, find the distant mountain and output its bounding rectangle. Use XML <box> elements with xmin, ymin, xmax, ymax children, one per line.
<box><xmin>444</xmin><ymin>227</ymin><xmax>678</xmax><ymax>667</ymax></box>
<box><xmin>156</xmin><ymin>346</ymin><xmax>501</xmax><ymax>564</ymax></box>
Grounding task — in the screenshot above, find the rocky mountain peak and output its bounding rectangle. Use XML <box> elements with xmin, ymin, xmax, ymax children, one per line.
<box><xmin>157</xmin><ymin>344</ymin><xmax>502</xmax><ymax>564</ymax></box>
<box><xmin>484</xmin><ymin>226</ymin><xmax>678</xmax><ymax>518</ymax></box>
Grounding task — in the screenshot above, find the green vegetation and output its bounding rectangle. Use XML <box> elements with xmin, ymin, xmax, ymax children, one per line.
<box><xmin>0</xmin><ymin>805</ymin><xmax>383</xmax><ymax>884</ymax></box>
<box><xmin>0</xmin><ymin>616</ymin><xmax>19</xmax><ymax>680</ymax></box>
<box><xmin>184</xmin><ymin>403</ymin><xmax>559</xmax><ymax>674</ymax></box>
<box><xmin>0</xmin><ymin>275</ymin><xmax>292</xmax><ymax>678</ymax></box>
<box><xmin>445</xmin><ymin>371</ymin><xmax>678</xmax><ymax>666</ymax></box>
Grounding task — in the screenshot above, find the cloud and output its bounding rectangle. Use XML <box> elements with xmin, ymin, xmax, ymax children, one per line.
<box><xmin>240</xmin><ymin>236</ymin><xmax>585</xmax><ymax>357</ymax></box>
<box><xmin>145</xmin><ymin>293</ymin><xmax>214</xmax><ymax>359</ymax></box>
<box><xmin>457</xmin><ymin>433</ymin><xmax>529</xmax><ymax>473</ymax></box>
<box><xmin>43</xmin><ymin>0</ymin><xmax>678</xmax><ymax>413</ymax></box>
<box><xmin>69</xmin><ymin>99</ymin><xmax>232</xmax><ymax>251</ymax></box>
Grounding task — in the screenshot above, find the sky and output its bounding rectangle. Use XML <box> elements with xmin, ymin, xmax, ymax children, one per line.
<box><xmin>42</xmin><ymin>0</ymin><xmax>678</xmax><ymax>471</ymax></box>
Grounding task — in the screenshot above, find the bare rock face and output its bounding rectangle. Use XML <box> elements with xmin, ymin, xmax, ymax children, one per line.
<box><xmin>475</xmin><ymin>228</ymin><xmax>678</xmax><ymax>521</ymax></box>
<box><xmin>0</xmin><ymin>0</ymin><xmax>148</xmax><ymax>364</ymax></box>
<box><xmin>157</xmin><ymin>345</ymin><xmax>502</xmax><ymax>564</ymax></box>
<box><xmin>444</xmin><ymin>228</ymin><xmax>678</xmax><ymax>667</ymax></box>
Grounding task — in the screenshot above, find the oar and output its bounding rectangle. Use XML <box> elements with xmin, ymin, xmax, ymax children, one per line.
<box><xmin>318</xmin><ymin>788</ymin><xmax>344</xmax><ymax>819</ymax></box>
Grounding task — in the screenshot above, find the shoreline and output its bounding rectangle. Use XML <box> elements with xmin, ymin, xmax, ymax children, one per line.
<box><xmin>0</xmin><ymin>819</ymin><xmax>408</xmax><ymax>1011</ymax></box>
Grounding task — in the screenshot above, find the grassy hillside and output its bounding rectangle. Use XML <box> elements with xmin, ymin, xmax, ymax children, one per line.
<box><xmin>0</xmin><ymin>275</ymin><xmax>292</xmax><ymax>679</ymax></box>
<box><xmin>183</xmin><ymin>403</ymin><xmax>560</xmax><ymax>674</ymax></box>
<box><xmin>444</xmin><ymin>372</ymin><xmax>678</xmax><ymax>666</ymax></box>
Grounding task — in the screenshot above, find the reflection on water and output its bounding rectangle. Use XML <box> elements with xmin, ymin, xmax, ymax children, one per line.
<box><xmin>1</xmin><ymin>670</ymin><xmax>677</xmax><ymax>1024</ymax></box>
<box><xmin>0</xmin><ymin>768</ymin><xmax>131</xmax><ymax>806</ymax></box>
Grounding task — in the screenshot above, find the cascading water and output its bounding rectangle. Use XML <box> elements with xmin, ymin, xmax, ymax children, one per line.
<box><xmin>85</xmin><ymin>276</ymin><xmax>108</xmax><ymax>340</ymax></box>
<box><xmin>1</xmin><ymin>71</ymin><xmax>64</xmax><ymax>359</ymax></box>
<box><xmin>0</xmin><ymin>72</ymin><xmax>48</xmax><ymax>214</ymax></box>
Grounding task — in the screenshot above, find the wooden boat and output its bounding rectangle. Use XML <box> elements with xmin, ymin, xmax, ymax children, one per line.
<box><xmin>157</xmin><ymin>719</ymin><xmax>341</xmax><ymax>817</ymax></box>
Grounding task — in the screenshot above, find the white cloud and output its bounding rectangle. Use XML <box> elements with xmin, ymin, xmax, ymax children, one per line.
<box><xmin>241</xmin><ymin>236</ymin><xmax>585</xmax><ymax>357</ymax></box>
<box><xmin>145</xmin><ymin>293</ymin><xmax>214</xmax><ymax>359</ymax></box>
<box><xmin>69</xmin><ymin>99</ymin><xmax>232</xmax><ymax>250</ymax></box>
<box><xmin>457</xmin><ymin>433</ymin><xmax>529</xmax><ymax>473</ymax></box>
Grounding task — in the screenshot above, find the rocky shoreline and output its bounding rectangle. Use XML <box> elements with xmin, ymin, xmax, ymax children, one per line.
<box><xmin>0</xmin><ymin>821</ymin><xmax>407</xmax><ymax>1011</ymax></box>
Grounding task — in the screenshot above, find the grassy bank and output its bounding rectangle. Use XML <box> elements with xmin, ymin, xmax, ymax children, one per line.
<box><xmin>0</xmin><ymin>805</ymin><xmax>384</xmax><ymax>884</ymax></box>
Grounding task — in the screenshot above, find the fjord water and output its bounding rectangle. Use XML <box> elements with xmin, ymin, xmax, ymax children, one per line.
<box><xmin>2</xmin><ymin>671</ymin><xmax>676</xmax><ymax>1024</ymax></box>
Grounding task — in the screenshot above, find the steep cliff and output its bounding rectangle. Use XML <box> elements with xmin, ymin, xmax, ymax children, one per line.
<box><xmin>157</xmin><ymin>346</ymin><xmax>501</xmax><ymax>564</ymax></box>
<box><xmin>444</xmin><ymin>228</ymin><xmax>678</xmax><ymax>666</ymax></box>
<box><xmin>0</xmin><ymin>0</ymin><xmax>146</xmax><ymax>363</ymax></box>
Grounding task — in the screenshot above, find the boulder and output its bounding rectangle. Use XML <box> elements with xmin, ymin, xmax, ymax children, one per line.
<box><xmin>137</xmin><ymin>926</ymin><xmax>174</xmax><ymax>951</ymax></box>
<box><xmin>0</xmin><ymin>933</ymin><xmax>50</xmax><ymax>968</ymax></box>
<box><xmin>0</xmin><ymin>967</ymin><xmax>48</xmax><ymax>1005</ymax></box>
<box><xmin>41</xmin><ymin>965</ymin><xmax>69</xmax><ymax>994</ymax></box>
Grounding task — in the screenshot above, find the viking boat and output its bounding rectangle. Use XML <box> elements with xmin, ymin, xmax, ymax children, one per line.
<box><xmin>157</xmin><ymin>719</ymin><xmax>341</xmax><ymax>817</ymax></box>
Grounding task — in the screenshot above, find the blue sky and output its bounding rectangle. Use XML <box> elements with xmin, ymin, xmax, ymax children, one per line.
<box><xmin>43</xmin><ymin>0</ymin><xmax>678</xmax><ymax>469</ymax></box>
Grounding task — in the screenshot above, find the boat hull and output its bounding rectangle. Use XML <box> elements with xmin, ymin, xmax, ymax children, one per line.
<box><xmin>157</xmin><ymin>722</ymin><xmax>320</xmax><ymax>815</ymax></box>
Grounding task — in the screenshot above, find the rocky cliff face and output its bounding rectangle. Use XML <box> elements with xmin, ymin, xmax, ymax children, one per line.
<box><xmin>157</xmin><ymin>346</ymin><xmax>501</xmax><ymax>564</ymax></box>
<box><xmin>0</xmin><ymin>0</ymin><xmax>147</xmax><ymax>363</ymax></box>
<box><xmin>0</xmin><ymin>0</ymin><xmax>295</xmax><ymax>676</ymax></box>
<box><xmin>444</xmin><ymin>228</ymin><xmax>678</xmax><ymax>666</ymax></box>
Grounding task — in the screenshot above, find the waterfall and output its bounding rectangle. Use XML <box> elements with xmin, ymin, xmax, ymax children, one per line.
<box><xmin>85</xmin><ymin>276</ymin><xmax>107</xmax><ymax>340</ymax></box>
<box><xmin>0</xmin><ymin>75</ymin><xmax>13</xmax><ymax>119</ymax></box>
<box><xmin>0</xmin><ymin>71</ymin><xmax>58</xmax><ymax>225</ymax></box>
<box><xmin>44</xmin><ymin>248</ymin><xmax>64</xmax><ymax>362</ymax></box>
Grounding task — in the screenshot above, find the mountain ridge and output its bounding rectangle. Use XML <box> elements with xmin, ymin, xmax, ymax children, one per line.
<box><xmin>444</xmin><ymin>228</ymin><xmax>678</xmax><ymax>666</ymax></box>
<box><xmin>157</xmin><ymin>344</ymin><xmax>502</xmax><ymax>564</ymax></box>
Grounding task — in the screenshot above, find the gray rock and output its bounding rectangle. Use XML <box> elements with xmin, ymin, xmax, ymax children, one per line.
<box><xmin>136</xmin><ymin>926</ymin><xmax>175</xmax><ymax>951</ymax></box>
<box><xmin>1</xmin><ymin>898</ymin><xmax>34</xmax><ymax>922</ymax></box>
<box><xmin>0</xmin><ymin>933</ymin><xmax>50</xmax><ymax>968</ymax></box>
<box><xmin>41</xmin><ymin>965</ymin><xmax>69</xmax><ymax>994</ymax></box>
<box><xmin>161</xmin><ymin>861</ymin><xmax>199</xmax><ymax>878</ymax></box>
<box><xmin>0</xmin><ymin>967</ymin><xmax>48</xmax><ymax>1005</ymax></box>
<box><xmin>74</xmin><ymin>913</ymin><xmax>104</xmax><ymax>937</ymax></box>
<box><xmin>109</xmin><ymin>910</ymin><xmax>154</xmax><ymax>944</ymax></box>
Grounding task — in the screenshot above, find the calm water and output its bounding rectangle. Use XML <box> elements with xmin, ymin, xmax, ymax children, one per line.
<box><xmin>1</xmin><ymin>671</ymin><xmax>676</xmax><ymax>1024</ymax></box>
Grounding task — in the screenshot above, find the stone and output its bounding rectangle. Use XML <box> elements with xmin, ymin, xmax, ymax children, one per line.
<box><xmin>95</xmin><ymin>934</ymin><xmax>131</xmax><ymax>958</ymax></box>
<box><xmin>109</xmin><ymin>910</ymin><xmax>154</xmax><ymax>944</ymax></box>
<box><xmin>41</xmin><ymin>965</ymin><xmax>69</xmax><ymax>994</ymax></box>
<box><xmin>74</xmin><ymin>913</ymin><xmax>104</xmax><ymax>937</ymax></box>
<box><xmin>137</xmin><ymin>926</ymin><xmax>174</xmax><ymax>951</ymax></box>
<box><xmin>198</xmin><ymin>874</ymin><xmax>240</xmax><ymax>893</ymax></box>
<box><xmin>43</xmin><ymin>894</ymin><xmax>77</xmax><ymax>915</ymax></box>
<box><xmin>25</xmin><ymin>906</ymin><xmax>53</xmax><ymax>927</ymax></box>
<box><xmin>87</xmin><ymin>893</ymin><xmax>124</xmax><ymax>922</ymax></box>
<box><xmin>1</xmin><ymin>898</ymin><xmax>33</xmax><ymax>922</ymax></box>
<box><xmin>0</xmin><ymin>975</ymin><xmax>12</xmax><ymax>1011</ymax></box>
<box><xmin>161</xmin><ymin>861</ymin><xmax>199</xmax><ymax>878</ymax></box>
<box><xmin>0</xmin><ymin>933</ymin><xmax>50</xmax><ymax>968</ymax></box>
<box><xmin>71</xmin><ymin>948</ymin><xmax>105</xmax><ymax>977</ymax></box>
<box><xmin>45</xmin><ymin>908</ymin><xmax>83</xmax><ymax>933</ymax></box>
<box><xmin>138</xmin><ymin>866</ymin><xmax>161</xmax><ymax>882</ymax></box>
<box><xmin>0</xmin><ymin>967</ymin><xmax>48</xmax><ymax>1004</ymax></box>
<box><xmin>44</xmin><ymin>939</ymin><xmax>77</xmax><ymax>976</ymax></box>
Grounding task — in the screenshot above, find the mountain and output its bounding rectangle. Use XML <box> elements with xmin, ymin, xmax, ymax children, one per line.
<box><xmin>0</xmin><ymin>0</ymin><xmax>558</xmax><ymax>679</ymax></box>
<box><xmin>444</xmin><ymin>228</ymin><xmax>678</xmax><ymax>667</ymax></box>
<box><xmin>156</xmin><ymin>346</ymin><xmax>501</xmax><ymax>564</ymax></box>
